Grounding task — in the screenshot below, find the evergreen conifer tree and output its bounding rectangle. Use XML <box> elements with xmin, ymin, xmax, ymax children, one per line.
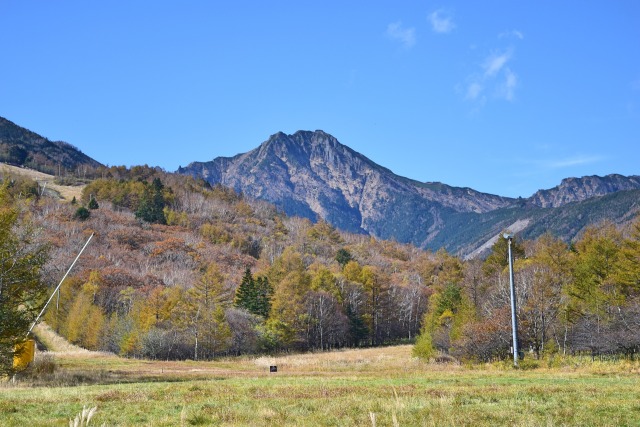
<box><xmin>234</xmin><ymin>268</ymin><xmax>273</xmax><ymax>318</ymax></box>
<box><xmin>234</xmin><ymin>268</ymin><xmax>255</xmax><ymax>311</ymax></box>
<box><xmin>135</xmin><ymin>178</ymin><xmax>166</xmax><ymax>224</ymax></box>
<box><xmin>88</xmin><ymin>197</ymin><xmax>99</xmax><ymax>210</ymax></box>
<box><xmin>74</xmin><ymin>206</ymin><xmax>90</xmax><ymax>221</ymax></box>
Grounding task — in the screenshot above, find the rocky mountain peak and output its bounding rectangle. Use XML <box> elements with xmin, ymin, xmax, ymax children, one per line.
<box><xmin>262</xmin><ymin>130</ymin><xmax>338</xmax><ymax>153</ymax></box>
<box><xmin>529</xmin><ymin>174</ymin><xmax>640</xmax><ymax>208</ymax></box>
<box><xmin>178</xmin><ymin>130</ymin><xmax>514</xmax><ymax>246</ymax></box>
<box><xmin>176</xmin><ymin>130</ymin><xmax>639</xmax><ymax>255</ymax></box>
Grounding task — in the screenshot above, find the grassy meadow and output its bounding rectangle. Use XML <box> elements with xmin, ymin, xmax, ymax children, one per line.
<box><xmin>0</xmin><ymin>163</ymin><xmax>85</xmax><ymax>201</ymax></box>
<box><xmin>2</xmin><ymin>343</ymin><xmax>640</xmax><ymax>426</ymax></box>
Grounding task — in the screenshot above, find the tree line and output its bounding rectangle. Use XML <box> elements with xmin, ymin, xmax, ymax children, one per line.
<box><xmin>414</xmin><ymin>222</ymin><xmax>640</xmax><ymax>362</ymax></box>
<box><xmin>1</xmin><ymin>167</ymin><xmax>639</xmax><ymax>373</ymax></box>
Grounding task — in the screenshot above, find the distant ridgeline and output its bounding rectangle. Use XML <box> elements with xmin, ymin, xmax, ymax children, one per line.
<box><xmin>177</xmin><ymin>130</ymin><xmax>640</xmax><ymax>257</ymax></box>
<box><xmin>2</xmin><ymin>115</ymin><xmax>639</xmax><ymax>258</ymax></box>
<box><xmin>0</xmin><ymin>116</ymin><xmax>102</xmax><ymax>176</ymax></box>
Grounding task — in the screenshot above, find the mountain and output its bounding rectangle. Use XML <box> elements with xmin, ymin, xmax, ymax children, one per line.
<box><xmin>177</xmin><ymin>130</ymin><xmax>513</xmax><ymax>246</ymax></box>
<box><xmin>178</xmin><ymin>130</ymin><xmax>514</xmax><ymax>245</ymax></box>
<box><xmin>0</xmin><ymin>116</ymin><xmax>102</xmax><ymax>174</ymax></box>
<box><xmin>178</xmin><ymin>130</ymin><xmax>640</xmax><ymax>256</ymax></box>
<box><xmin>527</xmin><ymin>174</ymin><xmax>640</xmax><ymax>208</ymax></box>
<box><xmin>4</xmin><ymin>116</ymin><xmax>635</xmax><ymax>257</ymax></box>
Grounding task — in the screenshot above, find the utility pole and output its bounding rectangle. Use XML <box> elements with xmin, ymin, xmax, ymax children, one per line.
<box><xmin>27</xmin><ymin>233</ymin><xmax>94</xmax><ymax>336</ymax></box>
<box><xmin>504</xmin><ymin>233</ymin><xmax>519</xmax><ymax>367</ymax></box>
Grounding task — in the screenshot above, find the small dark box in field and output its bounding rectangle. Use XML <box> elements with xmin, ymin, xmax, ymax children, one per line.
<box><xmin>270</xmin><ymin>365</ymin><xmax>277</xmax><ymax>373</ymax></box>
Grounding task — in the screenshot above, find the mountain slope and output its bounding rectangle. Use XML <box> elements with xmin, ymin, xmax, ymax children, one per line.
<box><xmin>178</xmin><ymin>130</ymin><xmax>514</xmax><ymax>246</ymax></box>
<box><xmin>437</xmin><ymin>189</ymin><xmax>640</xmax><ymax>257</ymax></box>
<box><xmin>179</xmin><ymin>130</ymin><xmax>639</xmax><ymax>256</ymax></box>
<box><xmin>5</xmin><ymin>116</ymin><xmax>635</xmax><ymax>258</ymax></box>
<box><xmin>528</xmin><ymin>174</ymin><xmax>640</xmax><ymax>208</ymax></box>
<box><xmin>0</xmin><ymin>116</ymin><xmax>102</xmax><ymax>174</ymax></box>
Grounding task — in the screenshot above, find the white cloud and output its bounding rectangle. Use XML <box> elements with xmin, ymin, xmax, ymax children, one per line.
<box><xmin>428</xmin><ymin>10</ymin><xmax>455</xmax><ymax>34</ymax></box>
<box><xmin>546</xmin><ymin>155</ymin><xmax>604</xmax><ymax>169</ymax></box>
<box><xmin>461</xmin><ymin>48</ymin><xmax>518</xmax><ymax>104</ymax></box>
<box><xmin>466</xmin><ymin>82</ymin><xmax>483</xmax><ymax>100</ymax></box>
<box><xmin>386</xmin><ymin>21</ymin><xmax>416</xmax><ymax>49</ymax></box>
<box><xmin>482</xmin><ymin>50</ymin><xmax>511</xmax><ymax>77</ymax></box>
<box><xmin>499</xmin><ymin>30</ymin><xmax>524</xmax><ymax>40</ymax></box>
<box><xmin>460</xmin><ymin>28</ymin><xmax>524</xmax><ymax>106</ymax></box>
<box><xmin>499</xmin><ymin>68</ymin><xmax>517</xmax><ymax>101</ymax></box>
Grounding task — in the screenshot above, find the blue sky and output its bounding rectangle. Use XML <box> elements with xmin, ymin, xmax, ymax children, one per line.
<box><xmin>1</xmin><ymin>1</ymin><xmax>639</xmax><ymax>198</ymax></box>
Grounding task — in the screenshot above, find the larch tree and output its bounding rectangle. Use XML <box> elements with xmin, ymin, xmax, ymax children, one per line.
<box><xmin>0</xmin><ymin>186</ymin><xmax>49</xmax><ymax>375</ymax></box>
<box><xmin>518</xmin><ymin>234</ymin><xmax>572</xmax><ymax>357</ymax></box>
<box><xmin>267</xmin><ymin>270</ymin><xmax>310</xmax><ymax>349</ymax></box>
<box><xmin>197</xmin><ymin>263</ymin><xmax>232</xmax><ymax>358</ymax></box>
<box><xmin>360</xmin><ymin>265</ymin><xmax>390</xmax><ymax>346</ymax></box>
<box><xmin>615</xmin><ymin>219</ymin><xmax>640</xmax><ymax>294</ymax></box>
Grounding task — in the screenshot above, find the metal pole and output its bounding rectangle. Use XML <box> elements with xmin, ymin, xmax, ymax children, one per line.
<box><xmin>27</xmin><ymin>233</ymin><xmax>94</xmax><ymax>336</ymax></box>
<box><xmin>506</xmin><ymin>235</ymin><xmax>519</xmax><ymax>367</ymax></box>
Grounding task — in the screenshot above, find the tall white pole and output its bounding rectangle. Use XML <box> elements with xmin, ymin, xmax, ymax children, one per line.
<box><xmin>27</xmin><ymin>233</ymin><xmax>94</xmax><ymax>336</ymax></box>
<box><xmin>506</xmin><ymin>235</ymin><xmax>519</xmax><ymax>367</ymax></box>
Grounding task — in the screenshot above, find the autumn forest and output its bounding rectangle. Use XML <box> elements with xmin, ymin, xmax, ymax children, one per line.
<box><xmin>2</xmin><ymin>165</ymin><xmax>640</xmax><ymax>369</ymax></box>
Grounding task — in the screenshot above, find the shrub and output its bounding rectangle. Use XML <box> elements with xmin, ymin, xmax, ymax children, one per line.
<box><xmin>516</xmin><ymin>357</ymin><xmax>540</xmax><ymax>370</ymax></box>
<box><xmin>88</xmin><ymin>198</ymin><xmax>99</xmax><ymax>209</ymax></box>
<box><xmin>29</xmin><ymin>352</ymin><xmax>57</xmax><ymax>375</ymax></box>
<box><xmin>74</xmin><ymin>206</ymin><xmax>90</xmax><ymax>220</ymax></box>
<box><xmin>412</xmin><ymin>331</ymin><xmax>435</xmax><ymax>360</ymax></box>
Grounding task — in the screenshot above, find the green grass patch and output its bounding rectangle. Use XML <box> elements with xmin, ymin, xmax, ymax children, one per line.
<box><xmin>1</xmin><ymin>347</ymin><xmax>640</xmax><ymax>426</ymax></box>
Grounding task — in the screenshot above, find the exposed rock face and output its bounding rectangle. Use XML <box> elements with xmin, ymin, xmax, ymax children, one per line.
<box><xmin>3</xmin><ymin>115</ymin><xmax>638</xmax><ymax>257</ymax></box>
<box><xmin>528</xmin><ymin>174</ymin><xmax>640</xmax><ymax>208</ymax></box>
<box><xmin>178</xmin><ymin>130</ymin><xmax>640</xmax><ymax>255</ymax></box>
<box><xmin>178</xmin><ymin>130</ymin><xmax>514</xmax><ymax>246</ymax></box>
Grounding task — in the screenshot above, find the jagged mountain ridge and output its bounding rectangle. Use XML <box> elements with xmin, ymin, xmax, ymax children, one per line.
<box><xmin>0</xmin><ymin>116</ymin><xmax>102</xmax><ymax>174</ymax></box>
<box><xmin>528</xmin><ymin>174</ymin><xmax>640</xmax><ymax>208</ymax></box>
<box><xmin>178</xmin><ymin>130</ymin><xmax>511</xmax><ymax>245</ymax></box>
<box><xmin>178</xmin><ymin>130</ymin><xmax>640</xmax><ymax>254</ymax></box>
<box><xmin>3</xmin><ymin>116</ymin><xmax>637</xmax><ymax>256</ymax></box>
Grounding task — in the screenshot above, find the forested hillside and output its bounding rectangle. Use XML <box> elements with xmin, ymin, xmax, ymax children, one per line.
<box><xmin>0</xmin><ymin>117</ymin><xmax>102</xmax><ymax>176</ymax></box>
<box><xmin>19</xmin><ymin>166</ymin><xmax>432</xmax><ymax>358</ymax></box>
<box><xmin>2</xmin><ymin>164</ymin><xmax>639</xmax><ymax>364</ymax></box>
<box><xmin>178</xmin><ymin>130</ymin><xmax>640</xmax><ymax>257</ymax></box>
<box><xmin>3</xmin><ymin>116</ymin><xmax>638</xmax><ymax>259</ymax></box>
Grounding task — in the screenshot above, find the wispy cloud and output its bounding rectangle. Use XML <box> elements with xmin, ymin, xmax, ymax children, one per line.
<box><xmin>428</xmin><ymin>10</ymin><xmax>455</xmax><ymax>34</ymax></box>
<box><xmin>500</xmin><ymin>68</ymin><xmax>517</xmax><ymax>101</ymax></box>
<box><xmin>482</xmin><ymin>50</ymin><xmax>512</xmax><ymax>77</ymax></box>
<box><xmin>544</xmin><ymin>155</ymin><xmax>604</xmax><ymax>169</ymax></box>
<box><xmin>465</xmin><ymin>82</ymin><xmax>483</xmax><ymax>101</ymax></box>
<box><xmin>386</xmin><ymin>21</ymin><xmax>416</xmax><ymax>49</ymax></box>
<box><xmin>499</xmin><ymin>30</ymin><xmax>524</xmax><ymax>40</ymax></box>
<box><xmin>462</xmin><ymin>48</ymin><xmax>518</xmax><ymax>104</ymax></box>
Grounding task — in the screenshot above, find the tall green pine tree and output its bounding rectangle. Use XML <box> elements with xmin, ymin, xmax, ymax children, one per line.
<box><xmin>135</xmin><ymin>178</ymin><xmax>166</xmax><ymax>224</ymax></box>
<box><xmin>254</xmin><ymin>276</ymin><xmax>273</xmax><ymax>318</ymax></box>
<box><xmin>235</xmin><ymin>268</ymin><xmax>255</xmax><ymax>311</ymax></box>
<box><xmin>234</xmin><ymin>268</ymin><xmax>273</xmax><ymax>318</ymax></box>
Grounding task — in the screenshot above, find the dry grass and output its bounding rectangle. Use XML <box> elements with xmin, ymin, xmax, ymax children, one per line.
<box><xmin>252</xmin><ymin>345</ymin><xmax>447</xmax><ymax>375</ymax></box>
<box><xmin>5</xmin><ymin>320</ymin><xmax>639</xmax><ymax>425</ymax></box>
<box><xmin>69</xmin><ymin>405</ymin><xmax>98</xmax><ymax>427</ymax></box>
<box><xmin>33</xmin><ymin>322</ymin><xmax>94</xmax><ymax>354</ymax></box>
<box><xmin>0</xmin><ymin>163</ymin><xmax>85</xmax><ymax>201</ymax></box>
<box><xmin>1</xmin><ymin>345</ymin><xmax>640</xmax><ymax>426</ymax></box>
